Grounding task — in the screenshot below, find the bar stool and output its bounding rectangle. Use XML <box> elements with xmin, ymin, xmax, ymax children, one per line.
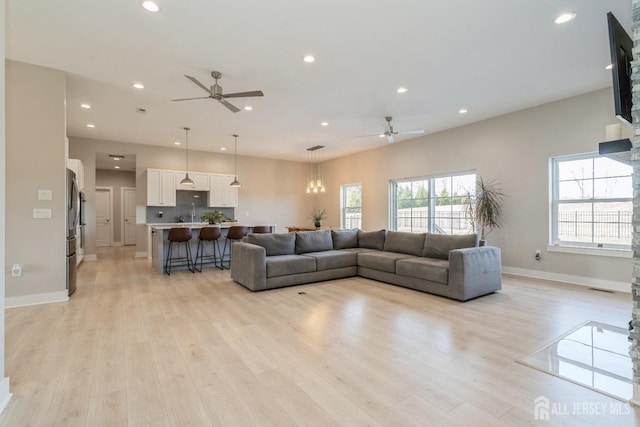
<box><xmin>251</xmin><ymin>225</ymin><xmax>272</xmax><ymax>234</ymax></box>
<box><xmin>222</xmin><ymin>226</ymin><xmax>248</xmax><ymax>269</ymax></box>
<box><xmin>195</xmin><ymin>226</ymin><xmax>223</xmax><ymax>272</ymax></box>
<box><xmin>164</xmin><ymin>227</ymin><xmax>194</xmax><ymax>275</ymax></box>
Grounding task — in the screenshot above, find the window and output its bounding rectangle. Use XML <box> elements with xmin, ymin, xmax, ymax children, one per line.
<box><xmin>341</xmin><ymin>183</ymin><xmax>362</xmax><ymax>229</ymax></box>
<box><xmin>550</xmin><ymin>152</ymin><xmax>631</xmax><ymax>250</ymax></box>
<box><xmin>390</xmin><ymin>172</ymin><xmax>475</xmax><ymax>234</ymax></box>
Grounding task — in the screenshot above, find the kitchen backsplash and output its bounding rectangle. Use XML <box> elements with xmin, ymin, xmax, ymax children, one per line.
<box><xmin>146</xmin><ymin>191</ymin><xmax>235</xmax><ymax>223</ymax></box>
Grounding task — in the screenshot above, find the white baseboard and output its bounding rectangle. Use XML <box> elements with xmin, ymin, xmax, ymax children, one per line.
<box><xmin>135</xmin><ymin>251</ymin><xmax>148</xmax><ymax>258</ymax></box>
<box><xmin>502</xmin><ymin>266</ymin><xmax>630</xmax><ymax>293</ymax></box>
<box><xmin>0</xmin><ymin>378</ymin><xmax>11</xmax><ymax>415</ymax></box>
<box><xmin>6</xmin><ymin>290</ymin><xmax>69</xmax><ymax>308</ymax></box>
<box><xmin>83</xmin><ymin>254</ymin><xmax>97</xmax><ymax>261</ymax></box>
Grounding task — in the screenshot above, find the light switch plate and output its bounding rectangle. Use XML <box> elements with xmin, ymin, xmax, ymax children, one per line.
<box><xmin>38</xmin><ymin>190</ymin><xmax>53</xmax><ymax>200</ymax></box>
<box><xmin>33</xmin><ymin>208</ymin><xmax>52</xmax><ymax>219</ymax></box>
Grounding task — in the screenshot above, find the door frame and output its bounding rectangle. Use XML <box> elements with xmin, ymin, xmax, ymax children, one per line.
<box><xmin>96</xmin><ymin>186</ymin><xmax>113</xmax><ymax>247</ymax></box>
<box><xmin>121</xmin><ymin>186</ymin><xmax>136</xmax><ymax>246</ymax></box>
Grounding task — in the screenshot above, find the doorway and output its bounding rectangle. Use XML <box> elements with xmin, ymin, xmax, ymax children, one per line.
<box><xmin>95</xmin><ymin>187</ymin><xmax>113</xmax><ymax>247</ymax></box>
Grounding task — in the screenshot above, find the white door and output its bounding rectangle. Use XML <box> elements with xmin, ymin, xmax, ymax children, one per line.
<box><xmin>96</xmin><ymin>188</ymin><xmax>112</xmax><ymax>247</ymax></box>
<box><xmin>123</xmin><ymin>188</ymin><xmax>137</xmax><ymax>246</ymax></box>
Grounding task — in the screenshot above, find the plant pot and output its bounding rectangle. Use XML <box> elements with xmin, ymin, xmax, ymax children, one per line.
<box><xmin>314</xmin><ymin>220</ymin><xmax>322</xmax><ymax>229</ymax></box>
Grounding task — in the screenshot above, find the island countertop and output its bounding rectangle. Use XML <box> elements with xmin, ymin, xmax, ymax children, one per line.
<box><xmin>148</xmin><ymin>223</ymin><xmax>276</xmax><ymax>230</ymax></box>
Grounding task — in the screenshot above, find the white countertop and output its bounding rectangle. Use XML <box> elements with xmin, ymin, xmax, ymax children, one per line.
<box><xmin>148</xmin><ymin>223</ymin><xmax>275</xmax><ymax>230</ymax></box>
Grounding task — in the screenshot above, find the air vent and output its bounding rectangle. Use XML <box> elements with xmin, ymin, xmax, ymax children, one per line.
<box><xmin>108</xmin><ymin>154</ymin><xmax>125</xmax><ymax>159</ymax></box>
<box><xmin>136</xmin><ymin>107</ymin><xmax>147</xmax><ymax>114</ymax></box>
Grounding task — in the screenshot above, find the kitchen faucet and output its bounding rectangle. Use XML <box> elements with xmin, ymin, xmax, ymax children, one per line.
<box><xmin>191</xmin><ymin>203</ymin><xmax>195</xmax><ymax>224</ymax></box>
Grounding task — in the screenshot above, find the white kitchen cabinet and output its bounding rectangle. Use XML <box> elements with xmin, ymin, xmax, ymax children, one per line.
<box><xmin>146</xmin><ymin>168</ymin><xmax>176</xmax><ymax>206</ymax></box>
<box><xmin>208</xmin><ymin>174</ymin><xmax>238</xmax><ymax>207</ymax></box>
<box><xmin>175</xmin><ymin>171</ymin><xmax>210</xmax><ymax>191</ymax></box>
<box><xmin>67</xmin><ymin>158</ymin><xmax>85</xmax><ymax>191</ymax></box>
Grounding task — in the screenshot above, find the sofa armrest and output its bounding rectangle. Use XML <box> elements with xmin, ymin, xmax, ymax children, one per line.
<box><xmin>448</xmin><ymin>246</ymin><xmax>502</xmax><ymax>301</ymax></box>
<box><xmin>230</xmin><ymin>242</ymin><xmax>267</xmax><ymax>291</ymax></box>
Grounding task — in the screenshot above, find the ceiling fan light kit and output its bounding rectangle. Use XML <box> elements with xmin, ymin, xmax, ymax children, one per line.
<box><xmin>173</xmin><ymin>71</ymin><xmax>264</xmax><ymax>113</ymax></box>
<box><xmin>180</xmin><ymin>127</ymin><xmax>194</xmax><ymax>185</ymax></box>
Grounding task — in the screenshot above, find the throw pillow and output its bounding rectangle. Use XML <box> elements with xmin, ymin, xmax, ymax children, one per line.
<box><xmin>358</xmin><ymin>229</ymin><xmax>386</xmax><ymax>250</ymax></box>
<box><xmin>383</xmin><ymin>231</ymin><xmax>425</xmax><ymax>256</ymax></box>
<box><xmin>332</xmin><ymin>229</ymin><xmax>358</xmax><ymax>249</ymax></box>
<box><xmin>246</xmin><ymin>232</ymin><xmax>295</xmax><ymax>256</ymax></box>
<box><xmin>295</xmin><ymin>230</ymin><xmax>333</xmax><ymax>254</ymax></box>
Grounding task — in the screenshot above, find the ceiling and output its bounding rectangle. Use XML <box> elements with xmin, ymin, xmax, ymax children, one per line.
<box><xmin>6</xmin><ymin>0</ymin><xmax>632</xmax><ymax>162</ymax></box>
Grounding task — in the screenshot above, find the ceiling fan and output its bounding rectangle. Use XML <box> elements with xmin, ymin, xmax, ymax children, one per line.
<box><xmin>366</xmin><ymin>116</ymin><xmax>425</xmax><ymax>143</ymax></box>
<box><xmin>172</xmin><ymin>71</ymin><xmax>264</xmax><ymax>113</ymax></box>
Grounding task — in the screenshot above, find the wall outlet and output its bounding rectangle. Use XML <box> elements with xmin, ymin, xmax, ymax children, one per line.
<box><xmin>535</xmin><ymin>250</ymin><xmax>541</xmax><ymax>261</ymax></box>
<box><xmin>11</xmin><ymin>264</ymin><xmax>21</xmax><ymax>277</ymax></box>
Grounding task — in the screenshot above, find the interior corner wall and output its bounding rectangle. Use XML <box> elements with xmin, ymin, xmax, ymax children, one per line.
<box><xmin>69</xmin><ymin>137</ymin><xmax>311</xmax><ymax>257</ymax></box>
<box><xmin>317</xmin><ymin>88</ymin><xmax>632</xmax><ymax>289</ymax></box>
<box><xmin>0</xmin><ymin>0</ymin><xmax>11</xmax><ymax>413</ymax></box>
<box><xmin>5</xmin><ymin>60</ymin><xmax>67</xmax><ymax>300</ymax></box>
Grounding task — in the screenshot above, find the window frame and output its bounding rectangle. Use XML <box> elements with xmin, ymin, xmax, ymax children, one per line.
<box><xmin>340</xmin><ymin>182</ymin><xmax>362</xmax><ymax>229</ymax></box>
<box><xmin>549</xmin><ymin>152</ymin><xmax>632</xmax><ymax>252</ymax></box>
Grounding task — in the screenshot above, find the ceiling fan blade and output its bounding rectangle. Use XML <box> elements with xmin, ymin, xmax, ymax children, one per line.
<box><xmin>185</xmin><ymin>75</ymin><xmax>211</xmax><ymax>94</ymax></box>
<box><xmin>387</xmin><ymin>134</ymin><xmax>394</xmax><ymax>143</ymax></box>
<box><xmin>172</xmin><ymin>96</ymin><xmax>212</xmax><ymax>101</ymax></box>
<box><xmin>218</xmin><ymin>98</ymin><xmax>241</xmax><ymax>113</ymax></box>
<box><xmin>397</xmin><ymin>129</ymin><xmax>425</xmax><ymax>135</ymax></box>
<box><xmin>223</xmin><ymin>90</ymin><xmax>264</xmax><ymax>98</ymax></box>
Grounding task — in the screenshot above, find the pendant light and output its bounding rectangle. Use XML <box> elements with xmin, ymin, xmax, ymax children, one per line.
<box><xmin>230</xmin><ymin>134</ymin><xmax>241</xmax><ymax>187</ymax></box>
<box><xmin>180</xmin><ymin>127</ymin><xmax>194</xmax><ymax>185</ymax></box>
<box><xmin>305</xmin><ymin>145</ymin><xmax>325</xmax><ymax>194</ymax></box>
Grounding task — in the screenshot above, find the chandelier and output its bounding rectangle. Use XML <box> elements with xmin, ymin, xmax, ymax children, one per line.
<box><xmin>306</xmin><ymin>145</ymin><xmax>326</xmax><ymax>194</ymax></box>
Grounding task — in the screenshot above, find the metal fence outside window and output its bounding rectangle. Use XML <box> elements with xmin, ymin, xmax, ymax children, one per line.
<box><xmin>557</xmin><ymin>211</ymin><xmax>631</xmax><ymax>244</ymax></box>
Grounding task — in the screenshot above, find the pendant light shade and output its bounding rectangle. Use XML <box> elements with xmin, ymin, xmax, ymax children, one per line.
<box><xmin>230</xmin><ymin>134</ymin><xmax>241</xmax><ymax>188</ymax></box>
<box><xmin>305</xmin><ymin>145</ymin><xmax>326</xmax><ymax>194</ymax></box>
<box><xmin>180</xmin><ymin>127</ymin><xmax>194</xmax><ymax>185</ymax></box>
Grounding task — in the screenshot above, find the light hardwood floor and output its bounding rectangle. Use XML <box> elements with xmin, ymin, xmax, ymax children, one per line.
<box><xmin>0</xmin><ymin>246</ymin><xmax>638</xmax><ymax>426</ymax></box>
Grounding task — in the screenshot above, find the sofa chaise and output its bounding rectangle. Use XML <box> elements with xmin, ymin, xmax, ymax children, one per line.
<box><xmin>230</xmin><ymin>229</ymin><xmax>502</xmax><ymax>301</ymax></box>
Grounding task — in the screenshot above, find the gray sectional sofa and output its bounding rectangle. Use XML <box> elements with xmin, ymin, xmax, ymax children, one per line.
<box><xmin>230</xmin><ymin>229</ymin><xmax>502</xmax><ymax>301</ymax></box>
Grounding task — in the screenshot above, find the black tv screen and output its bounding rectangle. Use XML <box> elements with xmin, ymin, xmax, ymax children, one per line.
<box><xmin>607</xmin><ymin>12</ymin><xmax>633</xmax><ymax>126</ymax></box>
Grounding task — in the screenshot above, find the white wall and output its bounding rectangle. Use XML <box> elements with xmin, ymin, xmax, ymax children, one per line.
<box><xmin>317</xmin><ymin>88</ymin><xmax>632</xmax><ymax>290</ymax></box>
<box><xmin>5</xmin><ymin>60</ymin><xmax>67</xmax><ymax>302</ymax></box>
<box><xmin>69</xmin><ymin>137</ymin><xmax>314</xmax><ymax>257</ymax></box>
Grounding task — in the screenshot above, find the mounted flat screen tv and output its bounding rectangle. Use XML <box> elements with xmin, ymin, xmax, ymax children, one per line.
<box><xmin>607</xmin><ymin>12</ymin><xmax>633</xmax><ymax>126</ymax></box>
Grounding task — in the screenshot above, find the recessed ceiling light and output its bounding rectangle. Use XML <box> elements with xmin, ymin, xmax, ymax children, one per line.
<box><xmin>114</xmin><ymin>165</ymin><xmax>121</xmax><ymax>169</ymax></box>
<box><xmin>174</xmin><ymin>141</ymin><xmax>181</xmax><ymax>145</ymax></box>
<box><xmin>80</xmin><ymin>103</ymin><xmax>91</xmax><ymax>109</ymax></box>
<box><xmin>396</xmin><ymin>87</ymin><xmax>408</xmax><ymax>93</ymax></box>
<box><xmin>220</xmin><ymin>147</ymin><xmax>227</xmax><ymax>151</ymax></box>
<box><xmin>605</xmin><ymin>64</ymin><xmax>613</xmax><ymax>70</ymax></box>
<box><xmin>321</xmin><ymin>122</ymin><xmax>329</xmax><ymax>126</ymax></box>
<box><xmin>142</xmin><ymin>1</ymin><xmax>159</xmax><ymax>12</ymax></box>
<box><xmin>243</xmin><ymin>105</ymin><xmax>253</xmax><ymax>111</ymax></box>
<box><xmin>86</xmin><ymin>123</ymin><xmax>95</xmax><ymax>128</ymax></box>
<box><xmin>554</xmin><ymin>12</ymin><xmax>576</xmax><ymax>24</ymax></box>
<box><xmin>113</xmin><ymin>157</ymin><xmax>120</xmax><ymax>161</ymax></box>
<box><xmin>379</xmin><ymin>134</ymin><xmax>385</xmax><ymax>138</ymax></box>
<box><xmin>303</xmin><ymin>55</ymin><xmax>315</xmax><ymax>63</ymax></box>
<box><xmin>459</xmin><ymin>108</ymin><xmax>468</xmax><ymax>114</ymax></box>
<box><xmin>132</xmin><ymin>82</ymin><xmax>144</xmax><ymax>89</ymax></box>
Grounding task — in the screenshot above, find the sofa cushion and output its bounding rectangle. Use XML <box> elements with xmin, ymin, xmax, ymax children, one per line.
<box><xmin>295</xmin><ymin>230</ymin><xmax>334</xmax><ymax>254</ymax></box>
<box><xmin>396</xmin><ymin>258</ymin><xmax>449</xmax><ymax>285</ymax></box>
<box><xmin>301</xmin><ymin>250</ymin><xmax>357</xmax><ymax>271</ymax></box>
<box><xmin>383</xmin><ymin>231</ymin><xmax>426</xmax><ymax>256</ymax></box>
<box><xmin>422</xmin><ymin>233</ymin><xmax>479</xmax><ymax>260</ymax></box>
<box><xmin>332</xmin><ymin>229</ymin><xmax>359</xmax><ymax>249</ymax></box>
<box><xmin>358</xmin><ymin>229</ymin><xmax>386</xmax><ymax>250</ymax></box>
<box><xmin>266</xmin><ymin>255</ymin><xmax>316</xmax><ymax>278</ymax></box>
<box><xmin>246</xmin><ymin>232</ymin><xmax>295</xmax><ymax>256</ymax></box>
<box><xmin>357</xmin><ymin>251</ymin><xmax>414</xmax><ymax>273</ymax></box>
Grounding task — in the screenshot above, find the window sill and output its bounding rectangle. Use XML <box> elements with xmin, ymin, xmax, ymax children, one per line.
<box><xmin>546</xmin><ymin>245</ymin><xmax>631</xmax><ymax>259</ymax></box>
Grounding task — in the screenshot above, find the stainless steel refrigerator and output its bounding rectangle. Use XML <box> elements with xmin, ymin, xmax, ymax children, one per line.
<box><xmin>66</xmin><ymin>168</ymin><xmax>79</xmax><ymax>296</ymax></box>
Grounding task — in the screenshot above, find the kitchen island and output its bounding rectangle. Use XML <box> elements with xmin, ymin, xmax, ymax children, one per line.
<box><xmin>149</xmin><ymin>223</ymin><xmax>276</xmax><ymax>274</ymax></box>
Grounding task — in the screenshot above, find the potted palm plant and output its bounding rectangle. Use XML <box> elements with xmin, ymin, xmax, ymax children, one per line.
<box><xmin>310</xmin><ymin>208</ymin><xmax>327</xmax><ymax>229</ymax></box>
<box><xmin>466</xmin><ymin>177</ymin><xmax>505</xmax><ymax>243</ymax></box>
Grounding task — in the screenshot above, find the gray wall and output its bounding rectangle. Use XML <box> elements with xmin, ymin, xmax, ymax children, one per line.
<box><xmin>1</xmin><ymin>0</ymin><xmax>9</xmax><ymax>402</ymax></box>
<box><xmin>95</xmin><ymin>169</ymin><xmax>135</xmax><ymax>244</ymax></box>
<box><xmin>69</xmin><ymin>137</ymin><xmax>313</xmax><ymax>257</ymax></box>
<box><xmin>317</xmin><ymin>88</ymin><xmax>632</xmax><ymax>288</ymax></box>
<box><xmin>5</xmin><ymin>60</ymin><xmax>67</xmax><ymax>299</ymax></box>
